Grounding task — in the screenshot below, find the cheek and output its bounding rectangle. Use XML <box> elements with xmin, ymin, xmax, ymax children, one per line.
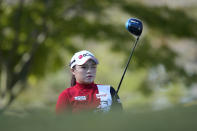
<box><xmin>75</xmin><ymin>70</ymin><xmax>85</xmax><ymax>79</ymax></box>
<box><xmin>93</xmin><ymin>68</ymin><xmax>97</xmax><ymax>74</ymax></box>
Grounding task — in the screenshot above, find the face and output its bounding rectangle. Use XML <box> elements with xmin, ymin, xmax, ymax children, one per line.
<box><xmin>72</xmin><ymin>59</ymin><xmax>97</xmax><ymax>84</ymax></box>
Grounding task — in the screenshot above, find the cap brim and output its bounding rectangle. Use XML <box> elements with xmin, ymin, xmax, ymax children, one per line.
<box><xmin>77</xmin><ymin>57</ymin><xmax>99</xmax><ymax>65</ymax></box>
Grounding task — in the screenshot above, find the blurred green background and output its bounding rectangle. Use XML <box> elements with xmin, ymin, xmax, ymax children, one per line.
<box><xmin>0</xmin><ymin>0</ymin><xmax>197</xmax><ymax>130</ymax></box>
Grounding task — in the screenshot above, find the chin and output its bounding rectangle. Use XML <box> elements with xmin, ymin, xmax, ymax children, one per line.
<box><xmin>84</xmin><ymin>80</ymin><xmax>94</xmax><ymax>84</ymax></box>
<box><xmin>85</xmin><ymin>81</ymin><xmax>93</xmax><ymax>84</ymax></box>
<box><xmin>84</xmin><ymin>78</ymin><xmax>94</xmax><ymax>83</ymax></box>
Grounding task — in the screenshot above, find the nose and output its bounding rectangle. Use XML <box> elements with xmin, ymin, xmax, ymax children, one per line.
<box><xmin>87</xmin><ymin>67</ymin><xmax>91</xmax><ymax>72</ymax></box>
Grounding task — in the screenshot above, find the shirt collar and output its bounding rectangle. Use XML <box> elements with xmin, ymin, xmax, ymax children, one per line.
<box><xmin>75</xmin><ymin>82</ymin><xmax>96</xmax><ymax>89</ymax></box>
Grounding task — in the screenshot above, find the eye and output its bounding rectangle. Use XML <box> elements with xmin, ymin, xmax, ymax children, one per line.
<box><xmin>91</xmin><ymin>66</ymin><xmax>97</xmax><ymax>69</ymax></box>
<box><xmin>79</xmin><ymin>65</ymin><xmax>97</xmax><ymax>69</ymax></box>
<box><xmin>81</xmin><ymin>66</ymin><xmax>87</xmax><ymax>69</ymax></box>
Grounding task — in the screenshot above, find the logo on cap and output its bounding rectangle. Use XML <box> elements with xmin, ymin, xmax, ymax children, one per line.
<box><xmin>78</xmin><ymin>55</ymin><xmax>83</xmax><ymax>59</ymax></box>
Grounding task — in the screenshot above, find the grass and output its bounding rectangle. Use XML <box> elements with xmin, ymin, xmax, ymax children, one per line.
<box><xmin>0</xmin><ymin>104</ymin><xmax>197</xmax><ymax>131</ymax></box>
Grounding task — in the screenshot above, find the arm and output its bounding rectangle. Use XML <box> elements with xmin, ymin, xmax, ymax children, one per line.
<box><xmin>110</xmin><ymin>87</ymin><xmax>123</xmax><ymax>111</ymax></box>
<box><xmin>56</xmin><ymin>90</ymin><xmax>71</xmax><ymax>114</ymax></box>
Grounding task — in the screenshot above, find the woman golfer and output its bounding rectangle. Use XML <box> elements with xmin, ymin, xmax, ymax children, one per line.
<box><xmin>56</xmin><ymin>50</ymin><xmax>122</xmax><ymax>114</ymax></box>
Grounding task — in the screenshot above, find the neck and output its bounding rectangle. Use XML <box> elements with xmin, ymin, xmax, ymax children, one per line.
<box><xmin>76</xmin><ymin>81</ymin><xmax>94</xmax><ymax>85</ymax></box>
<box><xmin>76</xmin><ymin>82</ymin><xmax>95</xmax><ymax>89</ymax></box>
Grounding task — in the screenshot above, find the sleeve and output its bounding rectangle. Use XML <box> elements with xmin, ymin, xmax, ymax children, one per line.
<box><xmin>56</xmin><ymin>90</ymin><xmax>71</xmax><ymax>114</ymax></box>
<box><xmin>110</xmin><ymin>87</ymin><xmax>123</xmax><ymax>111</ymax></box>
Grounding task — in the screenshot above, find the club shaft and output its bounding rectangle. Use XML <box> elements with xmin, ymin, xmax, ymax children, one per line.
<box><xmin>116</xmin><ymin>36</ymin><xmax>140</xmax><ymax>94</ymax></box>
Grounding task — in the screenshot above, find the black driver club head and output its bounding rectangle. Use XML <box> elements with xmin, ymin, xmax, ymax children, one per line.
<box><xmin>116</xmin><ymin>18</ymin><xmax>143</xmax><ymax>94</ymax></box>
<box><xmin>125</xmin><ymin>18</ymin><xmax>143</xmax><ymax>36</ymax></box>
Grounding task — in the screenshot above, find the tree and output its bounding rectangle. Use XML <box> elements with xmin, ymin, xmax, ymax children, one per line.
<box><xmin>0</xmin><ymin>0</ymin><xmax>197</xmax><ymax>112</ymax></box>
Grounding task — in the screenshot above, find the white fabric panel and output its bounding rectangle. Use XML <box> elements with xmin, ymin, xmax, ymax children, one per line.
<box><xmin>96</xmin><ymin>85</ymin><xmax>112</xmax><ymax>112</ymax></box>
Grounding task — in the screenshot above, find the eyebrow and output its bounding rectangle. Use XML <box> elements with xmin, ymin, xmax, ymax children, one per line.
<box><xmin>79</xmin><ymin>64</ymin><xmax>97</xmax><ymax>67</ymax></box>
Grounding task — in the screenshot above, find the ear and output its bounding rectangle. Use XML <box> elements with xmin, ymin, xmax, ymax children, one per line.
<box><xmin>71</xmin><ymin>68</ymin><xmax>75</xmax><ymax>75</ymax></box>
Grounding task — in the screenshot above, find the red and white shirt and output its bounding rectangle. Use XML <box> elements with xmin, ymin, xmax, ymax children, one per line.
<box><xmin>56</xmin><ymin>82</ymin><xmax>122</xmax><ymax>113</ymax></box>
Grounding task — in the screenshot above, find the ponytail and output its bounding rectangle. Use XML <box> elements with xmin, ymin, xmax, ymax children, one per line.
<box><xmin>70</xmin><ymin>66</ymin><xmax>76</xmax><ymax>87</ymax></box>
<box><xmin>71</xmin><ymin>75</ymin><xmax>76</xmax><ymax>87</ymax></box>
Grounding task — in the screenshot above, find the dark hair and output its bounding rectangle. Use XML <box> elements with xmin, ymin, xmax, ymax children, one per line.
<box><xmin>71</xmin><ymin>74</ymin><xmax>76</xmax><ymax>87</ymax></box>
<box><xmin>70</xmin><ymin>66</ymin><xmax>76</xmax><ymax>87</ymax></box>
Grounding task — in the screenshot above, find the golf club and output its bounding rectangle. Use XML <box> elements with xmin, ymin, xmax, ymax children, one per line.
<box><xmin>116</xmin><ymin>18</ymin><xmax>143</xmax><ymax>94</ymax></box>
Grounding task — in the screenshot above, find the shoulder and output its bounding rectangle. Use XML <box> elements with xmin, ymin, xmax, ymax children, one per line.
<box><xmin>58</xmin><ymin>89</ymin><xmax>68</xmax><ymax>98</ymax></box>
<box><xmin>96</xmin><ymin>84</ymin><xmax>111</xmax><ymax>89</ymax></box>
<box><xmin>96</xmin><ymin>84</ymin><xmax>116</xmax><ymax>93</ymax></box>
<box><xmin>58</xmin><ymin>86</ymin><xmax>76</xmax><ymax>96</ymax></box>
<box><xmin>109</xmin><ymin>86</ymin><xmax>116</xmax><ymax>95</ymax></box>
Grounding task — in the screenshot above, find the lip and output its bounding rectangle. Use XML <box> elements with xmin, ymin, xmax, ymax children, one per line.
<box><xmin>87</xmin><ymin>75</ymin><xmax>93</xmax><ymax>78</ymax></box>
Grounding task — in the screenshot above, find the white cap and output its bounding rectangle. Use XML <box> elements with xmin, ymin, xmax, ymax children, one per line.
<box><xmin>69</xmin><ymin>50</ymin><xmax>99</xmax><ymax>69</ymax></box>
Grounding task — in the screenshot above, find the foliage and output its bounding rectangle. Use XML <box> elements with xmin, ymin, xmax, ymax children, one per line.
<box><xmin>0</xmin><ymin>0</ymin><xmax>197</xmax><ymax>112</ymax></box>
